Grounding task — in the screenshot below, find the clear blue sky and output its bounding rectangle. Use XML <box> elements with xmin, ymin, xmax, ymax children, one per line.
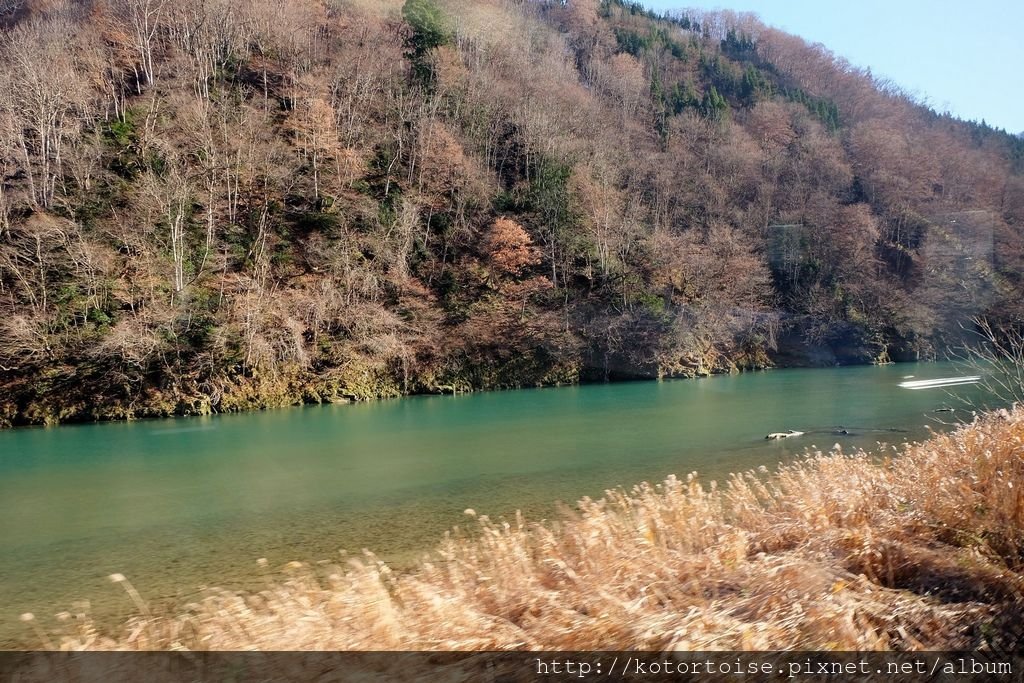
<box><xmin>642</xmin><ymin>0</ymin><xmax>1024</xmax><ymax>133</ymax></box>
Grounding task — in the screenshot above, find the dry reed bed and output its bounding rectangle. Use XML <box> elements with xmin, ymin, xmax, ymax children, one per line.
<box><xmin>41</xmin><ymin>410</ymin><xmax>1024</xmax><ymax>651</ymax></box>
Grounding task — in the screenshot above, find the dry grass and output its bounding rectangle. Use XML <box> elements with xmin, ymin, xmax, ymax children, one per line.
<box><xmin>38</xmin><ymin>410</ymin><xmax>1024</xmax><ymax>651</ymax></box>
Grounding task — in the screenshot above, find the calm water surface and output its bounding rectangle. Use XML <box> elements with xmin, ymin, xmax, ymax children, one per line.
<box><xmin>0</xmin><ymin>363</ymin><xmax>984</xmax><ymax>645</ymax></box>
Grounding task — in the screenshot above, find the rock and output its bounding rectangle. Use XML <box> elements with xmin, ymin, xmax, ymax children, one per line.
<box><xmin>766</xmin><ymin>430</ymin><xmax>805</xmax><ymax>440</ymax></box>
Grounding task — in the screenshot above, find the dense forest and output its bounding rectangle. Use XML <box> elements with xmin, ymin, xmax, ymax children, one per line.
<box><xmin>1</xmin><ymin>0</ymin><xmax>1022</xmax><ymax>426</ymax></box>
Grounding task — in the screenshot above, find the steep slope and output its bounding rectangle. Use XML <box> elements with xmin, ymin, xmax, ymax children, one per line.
<box><xmin>0</xmin><ymin>0</ymin><xmax>1021</xmax><ymax>426</ymax></box>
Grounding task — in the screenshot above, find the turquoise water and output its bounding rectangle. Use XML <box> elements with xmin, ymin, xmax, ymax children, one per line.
<box><xmin>0</xmin><ymin>363</ymin><xmax>984</xmax><ymax>646</ymax></box>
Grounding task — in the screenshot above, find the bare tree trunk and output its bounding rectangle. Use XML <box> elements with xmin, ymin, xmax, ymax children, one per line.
<box><xmin>119</xmin><ymin>0</ymin><xmax>166</xmax><ymax>89</ymax></box>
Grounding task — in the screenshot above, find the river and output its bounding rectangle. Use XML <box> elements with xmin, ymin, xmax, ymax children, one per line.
<box><xmin>0</xmin><ymin>362</ymin><xmax>987</xmax><ymax>646</ymax></box>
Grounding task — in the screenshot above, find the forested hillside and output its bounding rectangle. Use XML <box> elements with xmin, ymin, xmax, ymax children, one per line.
<box><xmin>1</xmin><ymin>0</ymin><xmax>1022</xmax><ymax>426</ymax></box>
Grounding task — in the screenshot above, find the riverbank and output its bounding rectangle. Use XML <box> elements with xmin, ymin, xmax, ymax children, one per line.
<box><xmin>0</xmin><ymin>341</ymin><xmax>902</xmax><ymax>430</ymax></box>
<box><xmin>0</xmin><ymin>356</ymin><xmax>581</xmax><ymax>429</ymax></box>
<box><xmin>35</xmin><ymin>407</ymin><xmax>1023</xmax><ymax>651</ymax></box>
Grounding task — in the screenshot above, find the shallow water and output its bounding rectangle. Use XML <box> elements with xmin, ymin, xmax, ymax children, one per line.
<box><xmin>0</xmin><ymin>362</ymin><xmax>985</xmax><ymax>646</ymax></box>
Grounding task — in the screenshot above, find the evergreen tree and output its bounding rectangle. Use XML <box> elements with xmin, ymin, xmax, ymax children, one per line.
<box><xmin>402</xmin><ymin>0</ymin><xmax>449</xmax><ymax>85</ymax></box>
<box><xmin>701</xmin><ymin>86</ymin><xmax>728</xmax><ymax>120</ymax></box>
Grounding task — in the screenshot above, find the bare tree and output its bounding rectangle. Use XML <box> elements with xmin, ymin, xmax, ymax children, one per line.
<box><xmin>141</xmin><ymin>154</ymin><xmax>192</xmax><ymax>297</ymax></box>
<box><xmin>166</xmin><ymin>0</ymin><xmax>247</xmax><ymax>101</ymax></box>
<box><xmin>951</xmin><ymin>317</ymin><xmax>1024</xmax><ymax>411</ymax></box>
<box><xmin>114</xmin><ymin>0</ymin><xmax>166</xmax><ymax>92</ymax></box>
<box><xmin>0</xmin><ymin>107</ymin><xmax>15</xmax><ymax>238</ymax></box>
<box><xmin>1</xmin><ymin>18</ymin><xmax>89</xmax><ymax>208</ymax></box>
<box><xmin>0</xmin><ymin>0</ymin><xmax>24</xmax><ymax>21</ymax></box>
<box><xmin>288</xmin><ymin>83</ymin><xmax>340</xmax><ymax>201</ymax></box>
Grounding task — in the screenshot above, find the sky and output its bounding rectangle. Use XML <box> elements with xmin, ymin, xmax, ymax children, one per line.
<box><xmin>642</xmin><ymin>0</ymin><xmax>1024</xmax><ymax>134</ymax></box>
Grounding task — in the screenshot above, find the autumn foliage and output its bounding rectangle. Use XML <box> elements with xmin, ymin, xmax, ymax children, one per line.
<box><xmin>484</xmin><ymin>217</ymin><xmax>541</xmax><ymax>277</ymax></box>
<box><xmin>0</xmin><ymin>0</ymin><xmax>1021</xmax><ymax>425</ymax></box>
